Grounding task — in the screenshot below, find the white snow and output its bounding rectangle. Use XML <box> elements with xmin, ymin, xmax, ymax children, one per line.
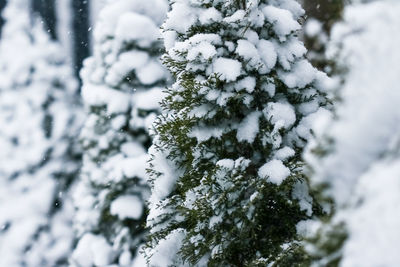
<box><xmin>292</xmin><ymin>180</ymin><xmax>313</xmax><ymax>216</ymax></box>
<box><xmin>71</xmin><ymin>234</ymin><xmax>114</xmax><ymax>267</ymax></box>
<box><xmin>133</xmin><ymin>87</ymin><xmax>165</xmax><ymax>110</ymax></box>
<box><xmin>236</xmin><ymin>40</ymin><xmax>261</xmax><ymax>68</ymax></box>
<box><xmin>280</xmin><ymin>59</ymin><xmax>317</xmax><ymax>88</ymax></box>
<box><xmin>147</xmin><ymin>144</ymin><xmax>180</xmax><ymax>204</ymax></box>
<box><xmin>274</xmin><ymin>147</ymin><xmax>295</xmax><ymax>161</ymax></box>
<box><xmin>340</xmin><ymin>159</ymin><xmax>400</xmax><ymax>267</ymax></box>
<box><xmin>110</xmin><ymin>195</ymin><xmax>143</xmax><ymax>220</ymax></box>
<box><xmin>105</xmin><ymin>50</ymin><xmax>149</xmax><ymax>86</ymax></box>
<box><xmin>147</xmin><ymin>229</ymin><xmax>188</xmax><ymax>267</ymax></box>
<box><xmin>264</xmin><ymin>102</ymin><xmax>296</xmax><ymax>129</ymax></box>
<box><xmin>276</xmin><ymin>0</ymin><xmax>305</xmax><ymax>19</ymax></box>
<box><xmin>305</xmin><ymin>18</ymin><xmax>322</xmax><ymax>38</ymax></box>
<box><xmin>115</xmin><ymin>12</ymin><xmax>159</xmax><ymax>46</ymax></box>
<box><xmin>224</xmin><ymin>10</ymin><xmax>246</xmax><ymax>23</ymax></box>
<box><xmin>137</xmin><ymin>59</ymin><xmax>166</xmax><ymax>85</ymax></box>
<box><xmin>199</xmin><ymin>7</ymin><xmax>222</xmax><ymax>24</ymax></box>
<box><xmin>258</xmin><ymin>160</ymin><xmax>290</xmax><ymax>185</ymax></box>
<box><xmin>244</xmin><ymin>30</ymin><xmax>260</xmax><ymax>45</ymax></box>
<box><xmin>187</xmin><ymin>41</ymin><xmax>217</xmax><ymax>61</ymax></box>
<box><xmin>236</xmin><ymin>111</ymin><xmax>261</xmax><ymax>143</ymax></box>
<box><xmin>216</xmin><ymin>159</ymin><xmax>235</xmax><ymax>170</ymax></box>
<box><xmin>262</xmin><ymin>82</ymin><xmax>276</xmax><ymax>97</ymax></box>
<box><xmin>275</xmin><ymin>38</ymin><xmax>307</xmax><ymax>70</ymax></box>
<box><xmin>296</xmin><ymin>108</ymin><xmax>327</xmax><ymax>141</ymax></box>
<box><xmin>189</xmin><ymin>126</ymin><xmax>224</xmax><ymax>142</ymax></box>
<box><xmin>163</xmin><ymin>30</ymin><xmax>178</xmax><ymax>51</ymax></box>
<box><xmin>131</xmin><ymin>246</ymin><xmax>147</xmax><ymax>267</ymax></box>
<box><xmin>257</xmin><ymin>39</ymin><xmax>277</xmax><ymax>72</ymax></box>
<box><xmin>164</xmin><ymin>2</ymin><xmax>197</xmax><ymax>34</ymax></box>
<box><xmin>235</xmin><ymin>77</ymin><xmax>256</xmax><ymax>93</ymax></box>
<box><xmin>81</xmin><ymin>83</ymin><xmax>131</xmax><ymax>114</ymax></box>
<box><xmin>213</xmin><ymin>58</ymin><xmax>242</xmax><ymax>82</ymax></box>
<box><xmin>262</xmin><ymin>6</ymin><xmax>301</xmax><ymax>38</ymax></box>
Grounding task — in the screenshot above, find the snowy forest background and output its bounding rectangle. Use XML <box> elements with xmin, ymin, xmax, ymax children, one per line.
<box><xmin>0</xmin><ymin>0</ymin><xmax>399</xmax><ymax>266</ymax></box>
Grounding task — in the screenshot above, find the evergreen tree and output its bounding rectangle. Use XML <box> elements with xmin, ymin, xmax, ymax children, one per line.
<box><xmin>145</xmin><ymin>0</ymin><xmax>330</xmax><ymax>265</ymax></box>
<box><xmin>305</xmin><ymin>1</ymin><xmax>400</xmax><ymax>266</ymax></box>
<box><xmin>0</xmin><ymin>0</ymin><xmax>82</xmax><ymax>265</ymax></box>
<box><xmin>71</xmin><ymin>0</ymin><xmax>169</xmax><ymax>266</ymax></box>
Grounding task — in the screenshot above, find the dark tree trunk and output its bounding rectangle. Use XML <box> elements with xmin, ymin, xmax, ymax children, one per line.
<box><xmin>72</xmin><ymin>0</ymin><xmax>90</xmax><ymax>81</ymax></box>
<box><xmin>31</xmin><ymin>0</ymin><xmax>91</xmax><ymax>82</ymax></box>
<box><xmin>303</xmin><ymin>0</ymin><xmax>345</xmax><ymax>72</ymax></box>
<box><xmin>0</xmin><ymin>0</ymin><xmax>6</xmax><ymax>37</ymax></box>
<box><xmin>303</xmin><ymin>0</ymin><xmax>344</xmax><ymax>33</ymax></box>
<box><xmin>32</xmin><ymin>0</ymin><xmax>57</xmax><ymax>40</ymax></box>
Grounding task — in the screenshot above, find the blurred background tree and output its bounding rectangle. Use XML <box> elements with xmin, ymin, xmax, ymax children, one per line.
<box><xmin>302</xmin><ymin>0</ymin><xmax>345</xmax><ymax>73</ymax></box>
<box><xmin>0</xmin><ymin>0</ymin><xmax>82</xmax><ymax>265</ymax></box>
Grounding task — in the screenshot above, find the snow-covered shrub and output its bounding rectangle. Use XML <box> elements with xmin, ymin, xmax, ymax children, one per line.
<box><xmin>305</xmin><ymin>1</ymin><xmax>400</xmax><ymax>266</ymax></box>
<box><xmin>0</xmin><ymin>0</ymin><xmax>82</xmax><ymax>266</ymax></box>
<box><xmin>145</xmin><ymin>0</ymin><xmax>330</xmax><ymax>265</ymax></box>
<box><xmin>71</xmin><ymin>0</ymin><xmax>169</xmax><ymax>266</ymax></box>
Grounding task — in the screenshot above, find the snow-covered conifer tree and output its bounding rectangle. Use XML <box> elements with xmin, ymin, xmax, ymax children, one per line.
<box><xmin>305</xmin><ymin>1</ymin><xmax>400</xmax><ymax>266</ymax></box>
<box><xmin>0</xmin><ymin>0</ymin><xmax>82</xmax><ymax>265</ymax></box>
<box><xmin>71</xmin><ymin>0</ymin><xmax>169</xmax><ymax>266</ymax></box>
<box><xmin>146</xmin><ymin>0</ymin><xmax>330</xmax><ymax>265</ymax></box>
